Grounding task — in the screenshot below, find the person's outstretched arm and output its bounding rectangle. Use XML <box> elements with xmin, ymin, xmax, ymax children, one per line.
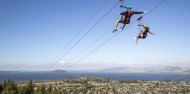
<box><xmin>134</xmin><ymin>11</ymin><xmax>144</xmax><ymax>14</ymax></box>
<box><xmin>149</xmin><ymin>31</ymin><xmax>155</xmax><ymax>35</ymax></box>
<box><xmin>138</xmin><ymin>24</ymin><xmax>144</xmax><ymax>27</ymax></box>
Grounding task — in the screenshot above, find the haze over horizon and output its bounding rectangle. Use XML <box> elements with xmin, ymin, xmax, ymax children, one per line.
<box><xmin>0</xmin><ymin>0</ymin><xmax>190</xmax><ymax>72</ymax></box>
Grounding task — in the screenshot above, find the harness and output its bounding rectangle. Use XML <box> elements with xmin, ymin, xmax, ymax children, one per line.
<box><xmin>124</xmin><ymin>11</ymin><xmax>133</xmax><ymax>24</ymax></box>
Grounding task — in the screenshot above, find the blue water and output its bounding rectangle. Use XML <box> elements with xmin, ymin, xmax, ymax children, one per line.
<box><xmin>0</xmin><ymin>72</ymin><xmax>190</xmax><ymax>82</ymax></box>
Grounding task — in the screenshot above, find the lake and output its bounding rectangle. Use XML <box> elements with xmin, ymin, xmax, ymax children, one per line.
<box><xmin>0</xmin><ymin>72</ymin><xmax>190</xmax><ymax>82</ymax></box>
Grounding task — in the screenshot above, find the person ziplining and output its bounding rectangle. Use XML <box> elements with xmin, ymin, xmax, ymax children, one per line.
<box><xmin>135</xmin><ymin>24</ymin><xmax>155</xmax><ymax>44</ymax></box>
<box><xmin>113</xmin><ymin>5</ymin><xmax>144</xmax><ymax>32</ymax></box>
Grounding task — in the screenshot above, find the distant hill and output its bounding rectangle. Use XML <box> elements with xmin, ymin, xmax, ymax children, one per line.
<box><xmin>82</xmin><ymin>66</ymin><xmax>190</xmax><ymax>74</ymax></box>
<box><xmin>0</xmin><ymin>71</ymin><xmax>20</xmax><ymax>73</ymax></box>
<box><xmin>0</xmin><ymin>70</ymin><xmax>67</xmax><ymax>73</ymax></box>
<box><xmin>49</xmin><ymin>69</ymin><xmax>67</xmax><ymax>73</ymax></box>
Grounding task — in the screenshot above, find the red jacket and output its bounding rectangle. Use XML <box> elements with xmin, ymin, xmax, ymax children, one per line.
<box><xmin>120</xmin><ymin>10</ymin><xmax>143</xmax><ymax>24</ymax></box>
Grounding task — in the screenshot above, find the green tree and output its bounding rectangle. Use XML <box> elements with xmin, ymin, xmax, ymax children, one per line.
<box><xmin>36</xmin><ymin>86</ymin><xmax>40</xmax><ymax>92</ymax></box>
<box><xmin>25</xmin><ymin>80</ymin><xmax>34</xmax><ymax>94</ymax></box>
<box><xmin>33</xmin><ymin>86</ymin><xmax>40</xmax><ymax>94</ymax></box>
<box><xmin>3</xmin><ymin>80</ymin><xmax>7</xmax><ymax>89</ymax></box>
<box><xmin>18</xmin><ymin>86</ymin><xmax>25</xmax><ymax>94</ymax></box>
<box><xmin>52</xmin><ymin>88</ymin><xmax>58</xmax><ymax>94</ymax></box>
<box><xmin>41</xmin><ymin>84</ymin><xmax>46</xmax><ymax>94</ymax></box>
<box><xmin>62</xmin><ymin>89</ymin><xmax>68</xmax><ymax>94</ymax></box>
<box><xmin>3</xmin><ymin>79</ymin><xmax>18</xmax><ymax>94</ymax></box>
<box><xmin>0</xmin><ymin>83</ymin><xmax>3</xmax><ymax>93</ymax></box>
<box><xmin>52</xmin><ymin>88</ymin><xmax>61</xmax><ymax>94</ymax></box>
<box><xmin>47</xmin><ymin>84</ymin><xmax>52</xmax><ymax>94</ymax></box>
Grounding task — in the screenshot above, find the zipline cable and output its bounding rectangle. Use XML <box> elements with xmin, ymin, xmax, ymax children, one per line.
<box><xmin>64</xmin><ymin>0</ymin><xmax>168</xmax><ymax>70</ymax></box>
<box><xmin>135</xmin><ymin>0</ymin><xmax>149</xmax><ymax>11</ymax></box>
<box><xmin>45</xmin><ymin>0</ymin><xmax>110</xmax><ymax>70</ymax></box>
<box><xmin>65</xmin><ymin>19</ymin><xmax>136</xmax><ymax>70</ymax></box>
<box><xmin>48</xmin><ymin>1</ymin><xmax>121</xmax><ymax>71</ymax></box>
<box><xmin>63</xmin><ymin>0</ymin><xmax>189</xmax><ymax>82</ymax></box>
<box><xmin>58</xmin><ymin>26</ymin><xmax>114</xmax><ymax>69</ymax></box>
<box><xmin>60</xmin><ymin>0</ymin><xmax>150</xmax><ymax>70</ymax></box>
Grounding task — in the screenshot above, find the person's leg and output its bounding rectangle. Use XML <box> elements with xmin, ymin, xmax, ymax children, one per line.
<box><xmin>136</xmin><ymin>35</ymin><xmax>144</xmax><ymax>44</ymax></box>
<box><xmin>121</xmin><ymin>18</ymin><xmax>130</xmax><ymax>30</ymax></box>
<box><xmin>121</xmin><ymin>24</ymin><xmax>126</xmax><ymax>30</ymax></box>
<box><xmin>113</xmin><ymin>20</ymin><xmax>120</xmax><ymax>32</ymax></box>
<box><xmin>113</xmin><ymin>19</ymin><xmax>124</xmax><ymax>32</ymax></box>
<box><xmin>115</xmin><ymin>20</ymin><xmax>119</xmax><ymax>29</ymax></box>
<box><xmin>136</xmin><ymin>36</ymin><xmax>139</xmax><ymax>44</ymax></box>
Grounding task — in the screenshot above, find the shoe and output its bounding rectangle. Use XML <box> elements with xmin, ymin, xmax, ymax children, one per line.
<box><xmin>121</xmin><ymin>27</ymin><xmax>124</xmax><ymax>30</ymax></box>
<box><xmin>134</xmin><ymin>37</ymin><xmax>137</xmax><ymax>40</ymax></box>
<box><xmin>135</xmin><ymin>36</ymin><xmax>139</xmax><ymax>40</ymax></box>
<box><xmin>113</xmin><ymin>29</ymin><xmax>117</xmax><ymax>33</ymax></box>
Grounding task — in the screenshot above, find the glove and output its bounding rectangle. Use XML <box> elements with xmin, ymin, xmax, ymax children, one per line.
<box><xmin>144</xmin><ymin>11</ymin><xmax>148</xmax><ymax>13</ymax></box>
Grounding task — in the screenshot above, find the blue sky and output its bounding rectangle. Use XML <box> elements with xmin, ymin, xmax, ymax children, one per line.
<box><xmin>0</xmin><ymin>0</ymin><xmax>190</xmax><ymax>71</ymax></box>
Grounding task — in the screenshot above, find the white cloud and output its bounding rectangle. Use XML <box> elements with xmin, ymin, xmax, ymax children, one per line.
<box><xmin>1</xmin><ymin>58</ymin><xmax>190</xmax><ymax>71</ymax></box>
<box><xmin>58</xmin><ymin>60</ymin><xmax>65</xmax><ymax>64</ymax></box>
